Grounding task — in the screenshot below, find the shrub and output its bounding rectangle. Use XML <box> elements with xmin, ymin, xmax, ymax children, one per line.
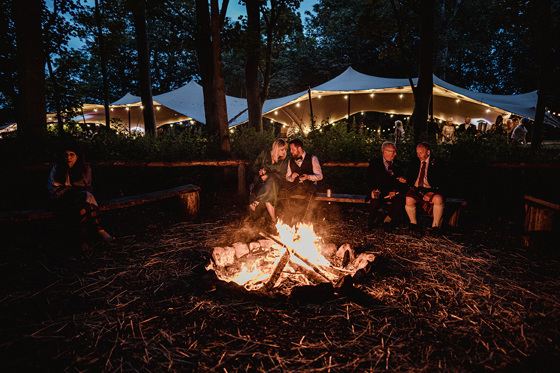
<box><xmin>230</xmin><ymin>127</ymin><xmax>277</xmax><ymax>160</ymax></box>
<box><xmin>300</xmin><ymin>122</ymin><xmax>383</xmax><ymax>161</ymax></box>
<box><xmin>1</xmin><ymin>125</ymin><xmax>558</xmax><ymax>166</ymax></box>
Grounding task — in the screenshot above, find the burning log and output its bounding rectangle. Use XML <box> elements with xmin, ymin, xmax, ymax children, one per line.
<box><xmin>289</xmin><ymin>261</ymin><xmax>330</xmax><ymax>285</ymax></box>
<box><xmin>264</xmin><ymin>249</ymin><xmax>291</xmax><ymax>291</ymax></box>
<box><xmin>259</xmin><ymin>231</ymin><xmax>331</xmax><ymax>283</ymax></box>
<box><xmin>317</xmin><ymin>263</ymin><xmax>354</xmax><ymax>278</ymax></box>
<box><xmin>210</xmin><ymin>222</ymin><xmax>370</xmax><ymax>294</ymax></box>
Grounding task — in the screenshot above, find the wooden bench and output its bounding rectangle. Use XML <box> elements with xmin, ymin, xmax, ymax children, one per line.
<box><xmin>0</xmin><ymin>184</ymin><xmax>200</xmax><ymax>223</ymax></box>
<box><xmin>524</xmin><ymin>195</ymin><xmax>560</xmax><ymax>232</ymax></box>
<box><xmin>522</xmin><ymin>195</ymin><xmax>560</xmax><ymax>249</ymax></box>
<box><xmin>290</xmin><ymin>193</ymin><xmax>468</xmax><ymax>228</ymax></box>
<box><xmin>290</xmin><ymin>192</ymin><xmax>365</xmax><ymax>204</ymax></box>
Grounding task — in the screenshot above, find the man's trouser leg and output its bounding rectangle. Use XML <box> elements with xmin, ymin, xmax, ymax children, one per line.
<box><xmin>387</xmin><ymin>194</ymin><xmax>405</xmax><ymax>223</ymax></box>
<box><xmin>301</xmin><ymin>182</ymin><xmax>317</xmax><ymax>223</ymax></box>
<box><xmin>368</xmin><ymin>198</ymin><xmax>382</xmax><ymax>226</ymax></box>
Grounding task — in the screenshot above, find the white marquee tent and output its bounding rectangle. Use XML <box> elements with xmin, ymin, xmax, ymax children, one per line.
<box><xmin>63</xmin><ymin>67</ymin><xmax>543</xmax><ymax>131</ymax></box>
<box><xmin>57</xmin><ymin>81</ymin><xmax>249</xmax><ymax>130</ymax></box>
<box><xmin>257</xmin><ymin>67</ymin><xmax>539</xmax><ymax>129</ymax></box>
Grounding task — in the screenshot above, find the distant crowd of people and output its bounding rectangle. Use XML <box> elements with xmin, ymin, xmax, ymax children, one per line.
<box><xmin>393</xmin><ymin>115</ymin><xmax>531</xmax><ymax>145</ymax></box>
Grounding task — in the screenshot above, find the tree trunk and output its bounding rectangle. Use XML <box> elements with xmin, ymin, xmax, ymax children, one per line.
<box><xmin>45</xmin><ymin>56</ymin><xmax>64</xmax><ymax>133</ymax></box>
<box><xmin>45</xmin><ymin>0</ymin><xmax>64</xmax><ymax>134</ymax></box>
<box><xmin>245</xmin><ymin>0</ymin><xmax>263</xmax><ymax>132</ymax></box>
<box><xmin>95</xmin><ymin>0</ymin><xmax>111</xmax><ymax>129</ymax></box>
<box><xmin>211</xmin><ymin>0</ymin><xmax>230</xmax><ymax>156</ymax></box>
<box><xmin>531</xmin><ymin>0</ymin><xmax>551</xmax><ymax>151</ymax></box>
<box><xmin>129</xmin><ymin>0</ymin><xmax>156</xmax><ymax>135</ymax></box>
<box><xmin>195</xmin><ymin>0</ymin><xmax>218</xmax><ymax>135</ymax></box>
<box><xmin>14</xmin><ymin>0</ymin><xmax>47</xmax><ymax>140</ymax></box>
<box><xmin>261</xmin><ymin>0</ymin><xmax>277</xmax><ymax>105</ymax></box>
<box><xmin>411</xmin><ymin>0</ymin><xmax>434</xmax><ymax>144</ymax></box>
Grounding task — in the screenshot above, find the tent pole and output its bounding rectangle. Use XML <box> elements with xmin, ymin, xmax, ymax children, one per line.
<box><xmin>307</xmin><ymin>88</ymin><xmax>314</xmax><ymax>127</ymax></box>
<box><xmin>347</xmin><ymin>94</ymin><xmax>351</xmax><ymax>131</ymax></box>
<box><xmin>81</xmin><ymin>107</ymin><xmax>87</xmax><ymax>126</ymax></box>
<box><xmin>429</xmin><ymin>92</ymin><xmax>434</xmax><ymax>121</ymax></box>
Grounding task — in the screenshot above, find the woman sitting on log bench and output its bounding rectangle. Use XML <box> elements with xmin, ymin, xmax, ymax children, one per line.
<box><xmin>47</xmin><ymin>142</ymin><xmax>113</xmax><ymax>250</ymax></box>
<box><xmin>249</xmin><ymin>138</ymin><xmax>290</xmax><ymax>224</ymax></box>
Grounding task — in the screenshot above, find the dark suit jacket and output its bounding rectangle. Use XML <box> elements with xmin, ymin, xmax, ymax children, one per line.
<box><xmin>406</xmin><ymin>155</ymin><xmax>445</xmax><ymax>192</ymax></box>
<box><xmin>366</xmin><ymin>157</ymin><xmax>408</xmax><ymax>200</ymax></box>
<box><xmin>457</xmin><ymin>123</ymin><xmax>477</xmax><ymax>136</ymax></box>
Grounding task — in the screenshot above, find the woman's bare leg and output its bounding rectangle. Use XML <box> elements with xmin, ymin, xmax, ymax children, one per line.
<box><xmin>265</xmin><ymin>202</ymin><xmax>276</xmax><ymax>222</ymax></box>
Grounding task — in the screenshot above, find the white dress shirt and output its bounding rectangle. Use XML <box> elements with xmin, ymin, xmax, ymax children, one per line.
<box><xmin>286</xmin><ymin>151</ymin><xmax>323</xmax><ymax>184</ymax></box>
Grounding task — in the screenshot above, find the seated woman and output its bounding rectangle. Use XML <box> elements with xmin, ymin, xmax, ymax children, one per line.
<box><xmin>249</xmin><ymin>138</ymin><xmax>289</xmax><ymax>223</ymax></box>
<box><xmin>47</xmin><ymin>143</ymin><xmax>113</xmax><ymax>249</ymax></box>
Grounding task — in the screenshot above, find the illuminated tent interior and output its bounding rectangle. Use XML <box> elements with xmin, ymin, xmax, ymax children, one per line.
<box><xmin>54</xmin><ymin>67</ymin><xmax>543</xmax><ymax>133</ymax></box>
<box><xmin>48</xmin><ymin>93</ymin><xmax>192</xmax><ymax>131</ymax></box>
<box><xmin>52</xmin><ymin>81</ymin><xmax>250</xmax><ymax>131</ymax></box>
<box><xmin>257</xmin><ymin>67</ymin><xmax>538</xmax><ymax>131</ymax></box>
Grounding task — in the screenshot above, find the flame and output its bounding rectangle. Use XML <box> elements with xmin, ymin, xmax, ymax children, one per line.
<box><xmin>216</xmin><ymin>221</ymin><xmax>332</xmax><ymax>290</ymax></box>
<box><xmin>276</xmin><ymin>221</ymin><xmax>330</xmax><ymax>266</ymax></box>
<box><xmin>231</xmin><ymin>263</ymin><xmax>263</xmax><ymax>286</ymax></box>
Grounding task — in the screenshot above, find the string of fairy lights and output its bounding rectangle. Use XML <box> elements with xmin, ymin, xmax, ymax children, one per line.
<box><xmin>38</xmin><ymin>92</ymin><xmax>560</xmax><ymax>137</ymax></box>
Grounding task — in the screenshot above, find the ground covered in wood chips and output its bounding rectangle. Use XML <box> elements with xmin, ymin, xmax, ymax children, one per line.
<box><xmin>1</xmin><ymin>194</ymin><xmax>559</xmax><ymax>372</ymax></box>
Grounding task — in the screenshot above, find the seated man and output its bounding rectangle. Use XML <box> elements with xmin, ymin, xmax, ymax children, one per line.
<box><xmin>405</xmin><ymin>142</ymin><xmax>445</xmax><ymax>233</ymax></box>
<box><xmin>284</xmin><ymin>139</ymin><xmax>323</xmax><ymax>222</ymax></box>
<box><xmin>366</xmin><ymin>141</ymin><xmax>407</xmax><ymax>232</ymax></box>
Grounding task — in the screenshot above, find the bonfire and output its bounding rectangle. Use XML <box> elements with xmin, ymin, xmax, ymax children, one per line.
<box><xmin>207</xmin><ymin>220</ymin><xmax>375</xmax><ymax>294</ymax></box>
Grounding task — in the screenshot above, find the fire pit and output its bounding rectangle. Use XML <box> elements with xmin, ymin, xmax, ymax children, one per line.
<box><xmin>207</xmin><ymin>221</ymin><xmax>376</xmax><ymax>296</ymax></box>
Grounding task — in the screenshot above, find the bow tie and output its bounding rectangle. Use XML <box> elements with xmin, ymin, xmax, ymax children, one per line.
<box><xmin>295</xmin><ymin>156</ymin><xmax>303</xmax><ymax>161</ymax></box>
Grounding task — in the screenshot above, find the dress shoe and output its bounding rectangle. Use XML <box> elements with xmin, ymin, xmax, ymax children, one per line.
<box><xmin>428</xmin><ymin>226</ymin><xmax>441</xmax><ymax>237</ymax></box>
<box><xmin>408</xmin><ymin>223</ymin><xmax>422</xmax><ymax>236</ymax></box>
<box><xmin>382</xmin><ymin>222</ymin><xmax>395</xmax><ymax>233</ymax></box>
<box><xmin>366</xmin><ymin>221</ymin><xmax>377</xmax><ymax>231</ymax></box>
<box><xmin>408</xmin><ymin>223</ymin><xmax>420</xmax><ymax>232</ymax></box>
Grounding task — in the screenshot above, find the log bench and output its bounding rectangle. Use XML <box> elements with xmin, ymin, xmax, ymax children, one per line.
<box><xmin>524</xmin><ymin>195</ymin><xmax>560</xmax><ymax>232</ymax></box>
<box><xmin>0</xmin><ymin>184</ymin><xmax>200</xmax><ymax>223</ymax></box>
<box><xmin>290</xmin><ymin>193</ymin><xmax>468</xmax><ymax>228</ymax></box>
<box><xmin>522</xmin><ymin>195</ymin><xmax>560</xmax><ymax>250</ymax></box>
